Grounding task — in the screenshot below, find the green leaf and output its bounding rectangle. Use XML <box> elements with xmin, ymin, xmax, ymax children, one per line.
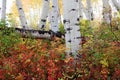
<box><xmin>61</xmin><ymin>53</ymin><xmax>65</xmax><ymax>60</ymax></box>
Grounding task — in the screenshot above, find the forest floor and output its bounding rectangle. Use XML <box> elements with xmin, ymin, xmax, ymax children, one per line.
<box><xmin>0</xmin><ymin>20</ymin><xmax>120</xmax><ymax>79</ymax></box>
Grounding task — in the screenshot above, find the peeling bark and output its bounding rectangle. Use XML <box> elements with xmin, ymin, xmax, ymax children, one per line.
<box><xmin>16</xmin><ymin>0</ymin><xmax>28</xmax><ymax>29</ymax></box>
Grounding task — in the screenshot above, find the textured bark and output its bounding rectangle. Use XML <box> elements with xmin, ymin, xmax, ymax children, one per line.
<box><xmin>62</xmin><ymin>0</ymin><xmax>71</xmax><ymax>55</ymax></box>
<box><xmin>62</xmin><ymin>0</ymin><xmax>81</xmax><ymax>57</ymax></box>
<box><xmin>112</xmin><ymin>0</ymin><xmax>120</xmax><ymax>12</ymax></box>
<box><xmin>15</xmin><ymin>28</ymin><xmax>53</xmax><ymax>39</ymax></box>
<box><xmin>86</xmin><ymin>0</ymin><xmax>93</xmax><ymax>20</ymax></box>
<box><xmin>49</xmin><ymin>0</ymin><xmax>59</xmax><ymax>33</ymax></box>
<box><xmin>102</xmin><ymin>0</ymin><xmax>111</xmax><ymax>24</ymax></box>
<box><xmin>16</xmin><ymin>0</ymin><xmax>28</xmax><ymax>29</ymax></box>
<box><xmin>1</xmin><ymin>0</ymin><xmax>6</xmax><ymax>20</ymax></box>
<box><xmin>69</xmin><ymin>0</ymin><xmax>81</xmax><ymax>57</ymax></box>
<box><xmin>38</xmin><ymin>0</ymin><xmax>50</xmax><ymax>30</ymax></box>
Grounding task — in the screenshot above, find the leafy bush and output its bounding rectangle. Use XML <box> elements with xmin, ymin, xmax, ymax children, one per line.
<box><xmin>0</xmin><ymin>21</ymin><xmax>21</xmax><ymax>57</ymax></box>
<box><xmin>78</xmin><ymin>20</ymin><xmax>120</xmax><ymax>79</ymax></box>
<box><xmin>0</xmin><ymin>42</ymin><xmax>65</xmax><ymax>80</ymax></box>
<box><xmin>0</xmin><ymin>19</ymin><xmax>120</xmax><ymax>79</ymax></box>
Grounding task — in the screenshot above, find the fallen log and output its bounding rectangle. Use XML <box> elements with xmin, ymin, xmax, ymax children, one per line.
<box><xmin>15</xmin><ymin>28</ymin><xmax>54</xmax><ymax>39</ymax></box>
<box><xmin>0</xmin><ymin>27</ymin><xmax>65</xmax><ymax>40</ymax></box>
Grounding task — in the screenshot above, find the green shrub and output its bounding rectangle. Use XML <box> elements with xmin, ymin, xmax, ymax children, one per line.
<box><xmin>0</xmin><ymin>21</ymin><xmax>21</xmax><ymax>57</ymax></box>
<box><xmin>59</xmin><ymin>22</ymin><xmax>65</xmax><ymax>34</ymax></box>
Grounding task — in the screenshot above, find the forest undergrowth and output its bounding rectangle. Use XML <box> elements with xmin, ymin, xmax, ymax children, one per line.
<box><xmin>0</xmin><ymin>19</ymin><xmax>120</xmax><ymax>80</ymax></box>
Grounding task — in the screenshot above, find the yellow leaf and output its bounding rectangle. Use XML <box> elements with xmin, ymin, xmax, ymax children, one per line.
<box><xmin>15</xmin><ymin>73</ymin><xmax>24</xmax><ymax>80</ymax></box>
<box><xmin>65</xmin><ymin>57</ymin><xmax>73</xmax><ymax>63</ymax></box>
<box><xmin>100</xmin><ymin>59</ymin><xmax>108</xmax><ymax>67</ymax></box>
<box><xmin>25</xmin><ymin>59</ymin><xmax>31</xmax><ymax>64</ymax></box>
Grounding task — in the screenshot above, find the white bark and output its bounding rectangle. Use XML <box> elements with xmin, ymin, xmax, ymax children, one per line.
<box><xmin>86</xmin><ymin>0</ymin><xmax>93</xmax><ymax>20</ymax></box>
<box><xmin>62</xmin><ymin>0</ymin><xmax>71</xmax><ymax>55</ymax></box>
<box><xmin>1</xmin><ymin>0</ymin><xmax>6</xmax><ymax>21</ymax></box>
<box><xmin>78</xmin><ymin>0</ymin><xmax>89</xmax><ymax>20</ymax></box>
<box><xmin>0</xmin><ymin>27</ymin><xmax>53</xmax><ymax>39</ymax></box>
<box><xmin>102</xmin><ymin>0</ymin><xmax>111</xmax><ymax>24</ymax></box>
<box><xmin>62</xmin><ymin>0</ymin><xmax>81</xmax><ymax>57</ymax></box>
<box><xmin>112</xmin><ymin>0</ymin><xmax>120</xmax><ymax>12</ymax></box>
<box><xmin>38</xmin><ymin>0</ymin><xmax>50</xmax><ymax>30</ymax></box>
<box><xmin>0</xmin><ymin>27</ymin><xmax>64</xmax><ymax>39</ymax></box>
<box><xmin>15</xmin><ymin>28</ymin><xmax>53</xmax><ymax>39</ymax></box>
<box><xmin>49</xmin><ymin>0</ymin><xmax>59</xmax><ymax>33</ymax></box>
<box><xmin>70</xmin><ymin>0</ymin><xmax>81</xmax><ymax>57</ymax></box>
<box><xmin>16</xmin><ymin>0</ymin><xmax>28</xmax><ymax>29</ymax></box>
<box><xmin>0</xmin><ymin>6</ymin><xmax>2</xmax><ymax>20</ymax></box>
<box><xmin>79</xmin><ymin>0</ymin><xmax>84</xmax><ymax>19</ymax></box>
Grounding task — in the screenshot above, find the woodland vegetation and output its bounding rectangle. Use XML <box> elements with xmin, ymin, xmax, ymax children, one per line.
<box><xmin>0</xmin><ymin>0</ymin><xmax>120</xmax><ymax>80</ymax></box>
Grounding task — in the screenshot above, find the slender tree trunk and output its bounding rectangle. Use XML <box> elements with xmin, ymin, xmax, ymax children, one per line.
<box><xmin>62</xmin><ymin>0</ymin><xmax>81</xmax><ymax>58</ymax></box>
<box><xmin>49</xmin><ymin>0</ymin><xmax>59</xmax><ymax>33</ymax></box>
<box><xmin>79</xmin><ymin>0</ymin><xmax>84</xmax><ymax>20</ymax></box>
<box><xmin>16</xmin><ymin>0</ymin><xmax>28</xmax><ymax>29</ymax></box>
<box><xmin>86</xmin><ymin>0</ymin><xmax>93</xmax><ymax>20</ymax></box>
<box><xmin>0</xmin><ymin>7</ymin><xmax>2</xmax><ymax>17</ymax></box>
<box><xmin>112</xmin><ymin>0</ymin><xmax>120</xmax><ymax>12</ymax></box>
<box><xmin>102</xmin><ymin>0</ymin><xmax>111</xmax><ymax>24</ymax></box>
<box><xmin>1</xmin><ymin>0</ymin><xmax>6</xmax><ymax>21</ymax></box>
<box><xmin>38</xmin><ymin>0</ymin><xmax>50</xmax><ymax>30</ymax></box>
<box><xmin>0</xmin><ymin>5</ymin><xmax>1</xmax><ymax>20</ymax></box>
<box><xmin>78</xmin><ymin>0</ymin><xmax>88</xmax><ymax>20</ymax></box>
<box><xmin>70</xmin><ymin>0</ymin><xmax>81</xmax><ymax>57</ymax></box>
<box><xmin>62</xmin><ymin>0</ymin><xmax>71</xmax><ymax>55</ymax></box>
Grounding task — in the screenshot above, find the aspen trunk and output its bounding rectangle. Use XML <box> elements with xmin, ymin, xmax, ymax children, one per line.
<box><xmin>38</xmin><ymin>0</ymin><xmax>50</xmax><ymax>30</ymax></box>
<box><xmin>78</xmin><ymin>0</ymin><xmax>88</xmax><ymax>20</ymax></box>
<box><xmin>86</xmin><ymin>0</ymin><xmax>93</xmax><ymax>20</ymax></box>
<box><xmin>70</xmin><ymin>0</ymin><xmax>81</xmax><ymax>57</ymax></box>
<box><xmin>79</xmin><ymin>0</ymin><xmax>84</xmax><ymax>19</ymax></box>
<box><xmin>112</xmin><ymin>0</ymin><xmax>120</xmax><ymax>12</ymax></box>
<box><xmin>62</xmin><ymin>0</ymin><xmax>72</xmax><ymax>55</ymax></box>
<box><xmin>1</xmin><ymin>0</ymin><xmax>6</xmax><ymax>21</ymax></box>
<box><xmin>49</xmin><ymin>0</ymin><xmax>59</xmax><ymax>33</ymax></box>
<box><xmin>102</xmin><ymin>0</ymin><xmax>111</xmax><ymax>24</ymax></box>
<box><xmin>62</xmin><ymin>0</ymin><xmax>81</xmax><ymax>57</ymax></box>
<box><xmin>16</xmin><ymin>0</ymin><xmax>28</xmax><ymax>29</ymax></box>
